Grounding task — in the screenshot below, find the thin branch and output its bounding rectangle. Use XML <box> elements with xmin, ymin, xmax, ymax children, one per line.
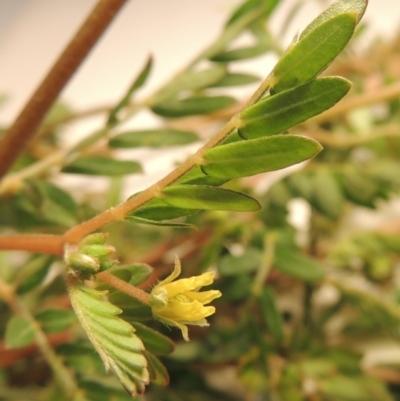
<box><xmin>0</xmin><ymin>234</ymin><xmax>64</xmax><ymax>256</ymax></box>
<box><xmin>0</xmin><ymin>0</ymin><xmax>129</xmax><ymax>179</ymax></box>
<box><xmin>97</xmin><ymin>271</ymin><xmax>150</xmax><ymax>304</ymax></box>
<box><xmin>63</xmin><ymin>74</ymin><xmax>276</xmax><ymax>244</ymax></box>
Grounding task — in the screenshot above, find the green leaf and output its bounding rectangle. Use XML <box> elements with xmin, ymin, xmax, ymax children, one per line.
<box><xmin>106</xmin><ymin>263</ymin><xmax>153</xmax><ymax>286</ymax></box>
<box><xmin>62</xmin><ymin>157</ymin><xmax>142</xmax><ymax>176</ymax></box>
<box><xmin>131</xmin><ymin>322</ymin><xmax>175</xmax><ymax>355</ymax></box>
<box><xmin>145</xmin><ymin>352</ymin><xmax>170</xmax><ymax>386</ymax></box>
<box><xmin>260</xmin><ymin>287</ymin><xmax>284</xmax><ymax>341</ymax></box>
<box><xmin>320</xmin><ymin>375</ymin><xmax>394</xmax><ymax>401</ymax></box>
<box><xmin>16</xmin><ymin>255</ymin><xmax>54</xmax><ymax>294</ymax></box>
<box><xmin>107</xmin><ymin>55</ymin><xmax>153</xmax><ymax>126</ymax></box>
<box><xmin>108</xmin><ymin>292</ymin><xmax>153</xmax><ymax>321</ymax></box>
<box><xmin>129</xmin><ymin>216</ymin><xmax>196</xmax><ymax>229</ymax></box>
<box><xmin>219</xmin><ymin>247</ymin><xmax>262</xmax><ymax>276</ymax></box>
<box><xmin>79</xmin><ymin>380</ymin><xmax>135</xmax><ymax>401</ymax></box>
<box><xmin>312</xmin><ymin>170</ymin><xmax>344</xmax><ymax>219</ymax></box>
<box><xmin>272</xmin><ymin>13</ymin><xmax>357</xmax><ymax>93</ymax></box>
<box><xmin>25</xmin><ymin>180</ymin><xmax>78</xmax><ymax>226</ymax></box>
<box><xmin>152</xmin><ymin>65</ymin><xmax>227</xmax><ymax>105</ymax></box>
<box><xmin>35</xmin><ymin>309</ymin><xmax>76</xmax><ymax>333</ymax></box>
<box><xmin>151</xmin><ymin>95</ymin><xmax>236</xmax><ymax>118</ymax></box>
<box><xmin>162</xmin><ymin>185</ymin><xmax>261</xmax><ymax>212</ymax></box>
<box><xmin>109</xmin><ymin>129</ymin><xmax>199</xmax><ymax>148</ymax></box>
<box><xmin>210</xmin><ymin>72</ymin><xmax>260</xmax><ymax>87</ymax></box>
<box><xmin>274</xmin><ymin>249</ymin><xmax>325</xmax><ymax>281</ymax></box>
<box><xmin>5</xmin><ymin>316</ymin><xmax>34</xmax><ymax>349</ymax></box>
<box><xmin>211</xmin><ymin>43</ymin><xmax>269</xmax><ymax>62</ymax></box>
<box><xmin>227</xmin><ymin>0</ymin><xmax>279</xmax><ymax>26</ymax></box>
<box><xmin>202</xmin><ymin>135</ymin><xmax>322</xmax><ymax>179</ymax></box>
<box><xmin>300</xmin><ymin>0</ymin><xmax>367</xmax><ymax>39</ymax></box>
<box><xmin>69</xmin><ymin>284</ymin><xmax>149</xmax><ymax>396</ymax></box>
<box><xmin>240</xmin><ymin>77</ymin><xmax>351</xmax><ymax>138</ymax></box>
<box><xmin>130</xmin><ymin>198</ymin><xmax>196</xmax><ymax>221</ymax></box>
<box><xmin>176</xmin><ymin>166</ymin><xmax>228</xmax><ymax>186</ymax></box>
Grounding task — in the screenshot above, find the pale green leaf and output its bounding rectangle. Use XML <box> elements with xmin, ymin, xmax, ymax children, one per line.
<box><xmin>210</xmin><ymin>72</ymin><xmax>260</xmax><ymax>87</ymax></box>
<box><xmin>151</xmin><ymin>95</ymin><xmax>236</xmax><ymax>118</ymax></box>
<box><xmin>219</xmin><ymin>247</ymin><xmax>262</xmax><ymax>276</ymax></box>
<box><xmin>162</xmin><ymin>185</ymin><xmax>261</xmax><ymax>212</ymax></box>
<box><xmin>35</xmin><ymin>309</ymin><xmax>76</xmax><ymax>333</ymax></box>
<box><xmin>69</xmin><ymin>284</ymin><xmax>149</xmax><ymax>397</ymax></box>
<box><xmin>202</xmin><ymin>135</ymin><xmax>322</xmax><ymax>179</ymax></box>
<box><xmin>152</xmin><ymin>65</ymin><xmax>227</xmax><ymax>105</ymax></box>
<box><xmin>300</xmin><ymin>0</ymin><xmax>367</xmax><ymax>39</ymax></box>
<box><xmin>240</xmin><ymin>77</ymin><xmax>351</xmax><ymax>138</ymax></box>
<box><xmin>145</xmin><ymin>351</ymin><xmax>170</xmax><ymax>386</ymax></box>
<box><xmin>107</xmin><ymin>55</ymin><xmax>153</xmax><ymax>126</ymax></box>
<box><xmin>312</xmin><ymin>170</ymin><xmax>344</xmax><ymax>219</ymax></box>
<box><xmin>211</xmin><ymin>43</ymin><xmax>269</xmax><ymax>62</ymax></box>
<box><xmin>62</xmin><ymin>157</ymin><xmax>142</xmax><ymax>176</ymax></box>
<box><xmin>109</xmin><ymin>129</ymin><xmax>199</xmax><ymax>148</ymax></box>
<box><xmin>5</xmin><ymin>316</ymin><xmax>34</xmax><ymax>349</ymax></box>
<box><xmin>272</xmin><ymin>13</ymin><xmax>357</xmax><ymax>92</ymax></box>
<box><xmin>274</xmin><ymin>249</ymin><xmax>325</xmax><ymax>281</ymax></box>
<box><xmin>260</xmin><ymin>287</ymin><xmax>284</xmax><ymax>341</ymax></box>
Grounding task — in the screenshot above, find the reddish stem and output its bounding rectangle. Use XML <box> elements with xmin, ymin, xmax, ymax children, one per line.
<box><xmin>0</xmin><ymin>0</ymin><xmax>129</xmax><ymax>179</ymax></box>
<box><xmin>97</xmin><ymin>271</ymin><xmax>150</xmax><ymax>304</ymax></box>
<box><xmin>0</xmin><ymin>234</ymin><xmax>64</xmax><ymax>256</ymax></box>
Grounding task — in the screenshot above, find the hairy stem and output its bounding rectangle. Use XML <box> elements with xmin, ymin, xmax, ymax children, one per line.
<box><xmin>0</xmin><ymin>234</ymin><xmax>64</xmax><ymax>256</ymax></box>
<box><xmin>0</xmin><ymin>0</ymin><xmax>129</xmax><ymax>179</ymax></box>
<box><xmin>97</xmin><ymin>271</ymin><xmax>150</xmax><ymax>304</ymax></box>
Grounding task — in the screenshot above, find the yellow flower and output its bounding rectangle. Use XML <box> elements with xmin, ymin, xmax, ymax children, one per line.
<box><xmin>149</xmin><ymin>256</ymin><xmax>222</xmax><ymax>341</ymax></box>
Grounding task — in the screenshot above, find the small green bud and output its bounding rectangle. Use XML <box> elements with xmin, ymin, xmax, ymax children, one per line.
<box><xmin>79</xmin><ymin>244</ymin><xmax>115</xmax><ymax>262</ymax></box>
<box><xmin>79</xmin><ymin>233</ymin><xmax>109</xmax><ymax>246</ymax></box>
<box><xmin>66</xmin><ymin>251</ymin><xmax>100</xmax><ymax>280</ymax></box>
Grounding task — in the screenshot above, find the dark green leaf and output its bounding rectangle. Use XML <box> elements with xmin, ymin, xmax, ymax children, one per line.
<box><xmin>5</xmin><ymin>317</ymin><xmax>34</xmax><ymax>349</ymax></box>
<box><xmin>109</xmin><ymin>129</ymin><xmax>199</xmax><ymax>148</ymax></box>
<box><xmin>131</xmin><ymin>322</ymin><xmax>175</xmax><ymax>355</ymax></box>
<box><xmin>211</xmin><ymin>44</ymin><xmax>269</xmax><ymax>62</ymax></box>
<box><xmin>274</xmin><ymin>249</ymin><xmax>325</xmax><ymax>281</ymax></box>
<box><xmin>107</xmin><ymin>56</ymin><xmax>153</xmax><ymax>125</ymax></box>
<box><xmin>272</xmin><ymin>13</ymin><xmax>357</xmax><ymax>93</ymax></box>
<box><xmin>210</xmin><ymin>72</ymin><xmax>260</xmax><ymax>87</ymax></box>
<box><xmin>130</xmin><ymin>198</ymin><xmax>195</xmax><ymax>221</ymax></box>
<box><xmin>219</xmin><ymin>247</ymin><xmax>262</xmax><ymax>276</ymax></box>
<box><xmin>151</xmin><ymin>95</ymin><xmax>236</xmax><ymax>118</ymax></box>
<box><xmin>152</xmin><ymin>65</ymin><xmax>227</xmax><ymax>104</ymax></box>
<box><xmin>260</xmin><ymin>287</ymin><xmax>284</xmax><ymax>341</ymax></box>
<box><xmin>202</xmin><ymin>135</ymin><xmax>322</xmax><ymax>179</ymax></box>
<box><xmin>62</xmin><ymin>157</ymin><xmax>142</xmax><ymax>176</ymax></box>
<box><xmin>162</xmin><ymin>185</ymin><xmax>261</xmax><ymax>212</ymax></box>
<box><xmin>300</xmin><ymin>0</ymin><xmax>367</xmax><ymax>39</ymax></box>
<box><xmin>240</xmin><ymin>77</ymin><xmax>351</xmax><ymax>138</ymax></box>
<box><xmin>35</xmin><ymin>309</ymin><xmax>76</xmax><ymax>333</ymax></box>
